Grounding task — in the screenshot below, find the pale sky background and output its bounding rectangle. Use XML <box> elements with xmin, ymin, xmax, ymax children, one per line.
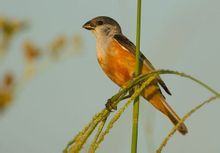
<box><xmin>0</xmin><ymin>0</ymin><xmax>220</xmax><ymax>153</ymax></box>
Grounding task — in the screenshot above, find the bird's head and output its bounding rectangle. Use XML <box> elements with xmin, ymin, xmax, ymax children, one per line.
<box><xmin>83</xmin><ymin>16</ymin><xmax>122</xmax><ymax>38</ymax></box>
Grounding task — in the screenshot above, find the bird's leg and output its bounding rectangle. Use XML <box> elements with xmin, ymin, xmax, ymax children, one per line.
<box><xmin>106</xmin><ymin>86</ymin><xmax>135</xmax><ymax>112</ymax></box>
<box><xmin>105</xmin><ymin>98</ymin><xmax>117</xmax><ymax>112</ymax></box>
<box><xmin>105</xmin><ymin>90</ymin><xmax>134</xmax><ymax>112</ymax></box>
<box><xmin>105</xmin><ymin>73</ymin><xmax>137</xmax><ymax>112</ymax></box>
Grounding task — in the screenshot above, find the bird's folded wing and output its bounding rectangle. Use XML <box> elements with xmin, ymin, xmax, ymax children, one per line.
<box><xmin>113</xmin><ymin>34</ymin><xmax>171</xmax><ymax>95</ymax></box>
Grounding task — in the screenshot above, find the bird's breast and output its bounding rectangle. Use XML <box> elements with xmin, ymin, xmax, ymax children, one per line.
<box><xmin>96</xmin><ymin>39</ymin><xmax>136</xmax><ymax>87</ymax></box>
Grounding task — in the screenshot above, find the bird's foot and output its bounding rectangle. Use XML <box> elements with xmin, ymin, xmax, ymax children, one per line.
<box><xmin>105</xmin><ymin>99</ymin><xmax>117</xmax><ymax>112</ymax></box>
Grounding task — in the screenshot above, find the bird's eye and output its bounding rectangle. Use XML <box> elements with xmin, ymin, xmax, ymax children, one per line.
<box><xmin>97</xmin><ymin>20</ymin><xmax>103</xmax><ymax>25</ymax></box>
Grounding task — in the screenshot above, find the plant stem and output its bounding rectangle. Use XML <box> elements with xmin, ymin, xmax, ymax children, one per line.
<box><xmin>131</xmin><ymin>0</ymin><xmax>142</xmax><ymax>153</ymax></box>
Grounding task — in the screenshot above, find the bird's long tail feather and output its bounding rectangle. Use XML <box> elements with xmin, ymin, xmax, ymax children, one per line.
<box><xmin>143</xmin><ymin>87</ymin><xmax>188</xmax><ymax>135</ymax></box>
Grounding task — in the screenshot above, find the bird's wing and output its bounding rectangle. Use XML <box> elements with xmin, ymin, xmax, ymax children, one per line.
<box><xmin>113</xmin><ymin>34</ymin><xmax>171</xmax><ymax>95</ymax></box>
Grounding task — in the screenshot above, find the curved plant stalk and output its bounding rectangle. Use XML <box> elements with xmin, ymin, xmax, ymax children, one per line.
<box><xmin>65</xmin><ymin>109</ymin><xmax>109</xmax><ymax>153</ymax></box>
<box><xmin>64</xmin><ymin>69</ymin><xmax>219</xmax><ymax>153</ymax></box>
<box><xmin>156</xmin><ymin>95</ymin><xmax>220</xmax><ymax>153</ymax></box>
<box><xmin>136</xmin><ymin>70</ymin><xmax>219</xmax><ymax>95</ymax></box>
<box><xmin>91</xmin><ymin>75</ymin><xmax>157</xmax><ymax>152</ymax></box>
<box><xmin>65</xmin><ymin>75</ymin><xmax>156</xmax><ymax>153</ymax></box>
<box><xmin>89</xmin><ymin>117</ymin><xmax>107</xmax><ymax>153</ymax></box>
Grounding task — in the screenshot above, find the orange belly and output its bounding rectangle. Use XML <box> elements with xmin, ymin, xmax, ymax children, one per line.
<box><xmin>97</xmin><ymin>39</ymin><xmax>147</xmax><ymax>87</ymax></box>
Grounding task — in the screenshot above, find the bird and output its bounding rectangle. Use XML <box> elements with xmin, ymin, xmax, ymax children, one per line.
<box><xmin>83</xmin><ymin>16</ymin><xmax>188</xmax><ymax>135</ymax></box>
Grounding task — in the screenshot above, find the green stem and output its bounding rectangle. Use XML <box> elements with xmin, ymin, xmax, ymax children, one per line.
<box><xmin>132</xmin><ymin>0</ymin><xmax>142</xmax><ymax>153</ymax></box>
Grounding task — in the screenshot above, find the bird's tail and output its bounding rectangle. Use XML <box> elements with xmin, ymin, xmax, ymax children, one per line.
<box><xmin>143</xmin><ymin>88</ymin><xmax>188</xmax><ymax>135</ymax></box>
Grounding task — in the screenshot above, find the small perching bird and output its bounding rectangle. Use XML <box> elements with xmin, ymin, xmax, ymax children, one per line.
<box><xmin>83</xmin><ymin>16</ymin><xmax>188</xmax><ymax>135</ymax></box>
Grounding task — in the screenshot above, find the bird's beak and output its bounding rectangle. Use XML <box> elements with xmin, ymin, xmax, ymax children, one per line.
<box><xmin>82</xmin><ymin>21</ymin><xmax>95</xmax><ymax>30</ymax></box>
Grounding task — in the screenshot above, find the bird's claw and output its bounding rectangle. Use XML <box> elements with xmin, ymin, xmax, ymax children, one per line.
<box><xmin>105</xmin><ymin>99</ymin><xmax>117</xmax><ymax>112</ymax></box>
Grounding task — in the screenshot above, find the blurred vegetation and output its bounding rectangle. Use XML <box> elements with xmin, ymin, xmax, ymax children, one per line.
<box><xmin>0</xmin><ymin>16</ymin><xmax>27</xmax><ymax>56</ymax></box>
<box><xmin>0</xmin><ymin>72</ymin><xmax>14</xmax><ymax>110</ymax></box>
<box><xmin>0</xmin><ymin>16</ymin><xmax>84</xmax><ymax>112</ymax></box>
